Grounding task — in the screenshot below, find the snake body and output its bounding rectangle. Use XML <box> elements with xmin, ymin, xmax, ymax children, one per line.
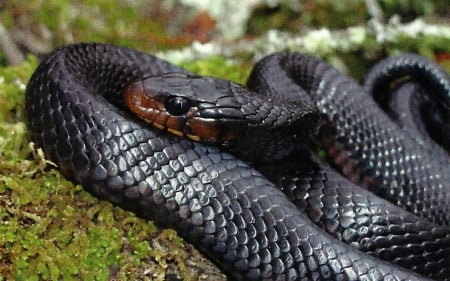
<box><xmin>363</xmin><ymin>54</ymin><xmax>450</xmax><ymax>154</ymax></box>
<box><xmin>25</xmin><ymin>43</ymin><xmax>450</xmax><ymax>280</ymax></box>
<box><xmin>247</xmin><ymin>52</ymin><xmax>450</xmax><ymax>225</ymax></box>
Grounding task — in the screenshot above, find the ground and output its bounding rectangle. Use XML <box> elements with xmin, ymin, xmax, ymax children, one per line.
<box><xmin>0</xmin><ymin>1</ymin><xmax>449</xmax><ymax>280</ymax></box>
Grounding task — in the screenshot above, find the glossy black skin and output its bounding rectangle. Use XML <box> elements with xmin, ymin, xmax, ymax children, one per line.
<box><xmin>131</xmin><ymin>58</ymin><xmax>450</xmax><ymax>279</ymax></box>
<box><xmin>249</xmin><ymin>52</ymin><xmax>450</xmax><ymax>226</ymax></box>
<box><xmin>128</xmin><ymin>72</ymin><xmax>319</xmax><ymax>162</ymax></box>
<box><xmin>363</xmin><ymin>53</ymin><xmax>450</xmax><ymax>155</ymax></box>
<box><xmin>134</xmin><ymin>63</ymin><xmax>450</xmax><ymax>279</ymax></box>
<box><xmin>247</xmin><ymin>52</ymin><xmax>450</xmax><ymax>280</ymax></box>
<box><xmin>25</xmin><ymin>43</ymin><xmax>439</xmax><ymax>280</ymax></box>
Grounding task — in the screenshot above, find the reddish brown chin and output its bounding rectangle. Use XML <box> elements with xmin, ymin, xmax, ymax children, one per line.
<box><xmin>124</xmin><ymin>80</ymin><xmax>228</xmax><ymax>142</ymax></box>
<box><xmin>188</xmin><ymin>118</ymin><xmax>236</xmax><ymax>143</ymax></box>
<box><xmin>124</xmin><ymin>81</ymin><xmax>171</xmax><ymax>129</ymax></box>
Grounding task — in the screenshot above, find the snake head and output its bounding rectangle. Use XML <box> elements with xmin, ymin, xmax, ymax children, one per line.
<box><xmin>124</xmin><ymin>72</ymin><xmax>319</xmax><ymax>162</ymax></box>
<box><xmin>124</xmin><ymin>73</ymin><xmax>249</xmax><ymax>146</ymax></box>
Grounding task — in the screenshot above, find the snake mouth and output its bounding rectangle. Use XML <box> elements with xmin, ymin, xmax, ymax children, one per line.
<box><xmin>123</xmin><ymin>79</ymin><xmax>242</xmax><ymax>144</ymax></box>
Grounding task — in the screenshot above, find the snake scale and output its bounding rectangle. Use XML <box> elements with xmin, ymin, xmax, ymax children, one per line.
<box><xmin>25</xmin><ymin>43</ymin><xmax>450</xmax><ymax>280</ymax></box>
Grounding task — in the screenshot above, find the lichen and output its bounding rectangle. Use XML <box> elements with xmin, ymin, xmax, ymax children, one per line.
<box><xmin>162</xmin><ymin>18</ymin><xmax>450</xmax><ymax>79</ymax></box>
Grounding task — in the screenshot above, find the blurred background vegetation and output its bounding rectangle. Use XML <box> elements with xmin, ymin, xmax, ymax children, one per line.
<box><xmin>0</xmin><ymin>0</ymin><xmax>449</xmax><ymax>280</ymax></box>
<box><xmin>1</xmin><ymin>0</ymin><xmax>449</xmax><ymax>67</ymax></box>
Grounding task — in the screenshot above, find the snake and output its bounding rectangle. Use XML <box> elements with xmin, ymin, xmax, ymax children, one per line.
<box><xmin>363</xmin><ymin>54</ymin><xmax>450</xmax><ymax>154</ymax></box>
<box><xmin>24</xmin><ymin>42</ymin><xmax>450</xmax><ymax>280</ymax></box>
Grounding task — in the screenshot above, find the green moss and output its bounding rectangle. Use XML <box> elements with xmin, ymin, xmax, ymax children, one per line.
<box><xmin>2</xmin><ymin>32</ymin><xmax>450</xmax><ymax>280</ymax></box>
<box><xmin>0</xmin><ymin>2</ymin><xmax>449</xmax><ymax>280</ymax></box>
<box><xmin>0</xmin><ymin>55</ymin><xmax>233</xmax><ymax>280</ymax></box>
<box><xmin>179</xmin><ymin>55</ymin><xmax>251</xmax><ymax>84</ymax></box>
<box><xmin>0</xmin><ymin>56</ymin><xmax>37</xmax><ymax>166</ymax></box>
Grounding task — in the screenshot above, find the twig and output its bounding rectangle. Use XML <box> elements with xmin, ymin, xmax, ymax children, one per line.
<box><xmin>365</xmin><ymin>0</ymin><xmax>384</xmax><ymax>24</ymax></box>
<box><xmin>0</xmin><ymin>21</ymin><xmax>25</xmax><ymax>65</ymax></box>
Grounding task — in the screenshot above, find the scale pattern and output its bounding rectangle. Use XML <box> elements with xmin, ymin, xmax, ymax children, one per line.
<box><xmin>249</xmin><ymin>52</ymin><xmax>450</xmax><ymax>226</ymax></box>
<box><xmin>363</xmin><ymin>54</ymin><xmax>450</xmax><ymax>156</ymax></box>
<box><xmin>258</xmin><ymin>154</ymin><xmax>450</xmax><ymax>280</ymax></box>
<box><xmin>25</xmin><ymin>43</ymin><xmax>440</xmax><ymax>280</ymax></box>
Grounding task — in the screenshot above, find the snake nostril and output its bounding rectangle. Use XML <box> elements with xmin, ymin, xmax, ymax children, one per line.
<box><xmin>164</xmin><ymin>95</ymin><xmax>191</xmax><ymax>116</ymax></box>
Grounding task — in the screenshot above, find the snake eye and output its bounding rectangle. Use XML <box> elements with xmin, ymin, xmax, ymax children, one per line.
<box><xmin>164</xmin><ymin>95</ymin><xmax>191</xmax><ymax>116</ymax></box>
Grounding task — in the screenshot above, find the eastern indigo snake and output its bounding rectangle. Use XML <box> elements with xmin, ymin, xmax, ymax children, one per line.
<box><xmin>25</xmin><ymin>43</ymin><xmax>450</xmax><ymax>280</ymax></box>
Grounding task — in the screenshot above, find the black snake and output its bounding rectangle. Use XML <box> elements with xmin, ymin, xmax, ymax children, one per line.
<box><xmin>25</xmin><ymin>43</ymin><xmax>450</xmax><ymax>280</ymax></box>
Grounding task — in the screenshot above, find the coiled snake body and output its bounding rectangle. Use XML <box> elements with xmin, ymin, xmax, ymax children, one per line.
<box><xmin>25</xmin><ymin>43</ymin><xmax>450</xmax><ymax>280</ymax></box>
